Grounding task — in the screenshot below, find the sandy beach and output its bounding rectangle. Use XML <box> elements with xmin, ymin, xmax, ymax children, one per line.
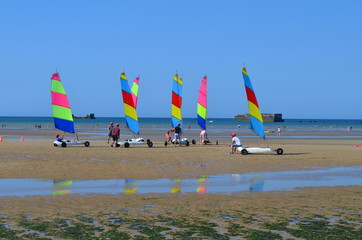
<box><xmin>1</xmin><ymin>128</ymin><xmax>361</xmax><ymax>239</ymax></box>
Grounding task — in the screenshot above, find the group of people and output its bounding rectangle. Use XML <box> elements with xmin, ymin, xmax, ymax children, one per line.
<box><xmin>54</xmin><ymin>122</ymin><xmax>243</xmax><ymax>152</ymax></box>
<box><xmin>107</xmin><ymin>122</ymin><xmax>120</xmax><ymax>147</ymax></box>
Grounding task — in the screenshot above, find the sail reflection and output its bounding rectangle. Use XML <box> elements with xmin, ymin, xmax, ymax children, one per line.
<box><xmin>52</xmin><ymin>180</ymin><xmax>72</xmax><ymax>195</ymax></box>
<box><xmin>170</xmin><ymin>179</ymin><xmax>182</xmax><ymax>193</ymax></box>
<box><xmin>197</xmin><ymin>175</ymin><xmax>207</xmax><ymax>193</ymax></box>
<box><xmin>124</xmin><ymin>179</ymin><xmax>138</xmax><ymax>194</ymax></box>
<box><xmin>248</xmin><ymin>177</ymin><xmax>265</xmax><ymax>192</ymax></box>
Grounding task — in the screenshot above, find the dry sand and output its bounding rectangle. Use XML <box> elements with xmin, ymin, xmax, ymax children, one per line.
<box><xmin>0</xmin><ymin>128</ymin><xmax>361</xmax><ymax>238</ymax></box>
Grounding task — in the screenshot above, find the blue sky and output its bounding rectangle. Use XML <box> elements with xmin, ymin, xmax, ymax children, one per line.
<box><xmin>1</xmin><ymin>0</ymin><xmax>361</xmax><ymax>119</ymax></box>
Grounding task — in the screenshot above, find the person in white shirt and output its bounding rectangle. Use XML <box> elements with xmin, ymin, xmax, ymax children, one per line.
<box><xmin>230</xmin><ymin>132</ymin><xmax>242</xmax><ymax>154</ymax></box>
<box><xmin>200</xmin><ymin>129</ymin><xmax>207</xmax><ymax>144</ymax></box>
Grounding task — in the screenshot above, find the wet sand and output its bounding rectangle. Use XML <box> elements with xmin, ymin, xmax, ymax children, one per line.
<box><xmin>0</xmin><ymin>128</ymin><xmax>361</xmax><ymax>238</ymax></box>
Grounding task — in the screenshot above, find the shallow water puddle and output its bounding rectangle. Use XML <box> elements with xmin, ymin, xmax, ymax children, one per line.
<box><xmin>1</xmin><ymin>166</ymin><xmax>362</xmax><ymax>197</ymax></box>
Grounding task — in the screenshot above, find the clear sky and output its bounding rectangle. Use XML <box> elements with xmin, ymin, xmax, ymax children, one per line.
<box><xmin>1</xmin><ymin>0</ymin><xmax>361</xmax><ymax>119</ymax></box>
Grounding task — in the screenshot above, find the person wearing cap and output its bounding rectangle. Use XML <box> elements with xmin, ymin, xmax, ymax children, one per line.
<box><xmin>55</xmin><ymin>133</ymin><xmax>63</xmax><ymax>142</ymax></box>
<box><xmin>111</xmin><ymin>123</ymin><xmax>120</xmax><ymax>147</ymax></box>
<box><xmin>230</xmin><ymin>133</ymin><xmax>242</xmax><ymax>154</ymax></box>
<box><xmin>107</xmin><ymin>122</ymin><xmax>114</xmax><ymax>144</ymax></box>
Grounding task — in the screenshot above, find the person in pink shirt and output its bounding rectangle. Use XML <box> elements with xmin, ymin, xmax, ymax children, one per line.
<box><xmin>111</xmin><ymin>123</ymin><xmax>120</xmax><ymax>147</ymax></box>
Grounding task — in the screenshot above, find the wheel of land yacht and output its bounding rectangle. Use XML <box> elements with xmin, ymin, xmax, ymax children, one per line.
<box><xmin>241</xmin><ymin>149</ymin><xmax>248</xmax><ymax>155</ymax></box>
<box><xmin>61</xmin><ymin>142</ymin><xmax>67</xmax><ymax>148</ymax></box>
<box><xmin>164</xmin><ymin>141</ymin><xmax>168</xmax><ymax>146</ymax></box>
<box><xmin>147</xmin><ymin>141</ymin><xmax>153</xmax><ymax>147</ymax></box>
<box><xmin>54</xmin><ymin>143</ymin><xmax>58</xmax><ymax>147</ymax></box>
<box><xmin>276</xmin><ymin>148</ymin><xmax>284</xmax><ymax>155</ymax></box>
<box><xmin>185</xmin><ymin>140</ymin><xmax>190</xmax><ymax>146</ymax></box>
<box><xmin>124</xmin><ymin>142</ymin><xmax>130</xmax><ymax>148</ymax></box>
<box><xmin>84</xmin><ymin>141</ymin><xmax>90</xmax><ymax>147</ymax></box>
<box><xmin>192</xmin><ymin>139</ymin><xmax>196</xmax><ymax>145</ymax></box>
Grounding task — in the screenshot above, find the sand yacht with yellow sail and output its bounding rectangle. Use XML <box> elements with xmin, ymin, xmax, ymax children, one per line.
<box><xmin>237</xmin><ymin>67</ymin><xmax>283</xmax><ymax>155</ymax></box>
<box><xmin>51</xmin><ymin>72</ymin><xmax>90</xmax><ymax>147</ymax></box>
<box><xmin>116</xmin><ymin>72</ymin><xmax>153</xmax><ymax>148</ymax></box>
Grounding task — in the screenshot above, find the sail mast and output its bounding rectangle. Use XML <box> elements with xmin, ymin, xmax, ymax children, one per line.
<box><xmin>197</xmin><ymin>76</ymin><xmax>207</xmax><ymax>130</ymax></box>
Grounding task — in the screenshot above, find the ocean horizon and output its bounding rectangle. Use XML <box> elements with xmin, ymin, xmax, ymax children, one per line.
<box><xmin>1</xmin><ymin>116</ymin><xmax>361</xmax><ymax>132</ymax></box>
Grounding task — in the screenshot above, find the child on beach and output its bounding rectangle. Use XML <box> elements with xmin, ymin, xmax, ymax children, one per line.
<box><xmin>55</xmin><ymin>133</ymin><xmax>63</xmax><ymax>142</ymax></box>
<box><xmin>165</xmin><ymin>131</ymin><xmax>171</xmax><ymax>143</ymax></box>
<box><xmin>230</xmin><ymin>133</ymin><xmax>242</xmax><ymax>154</ymax></box>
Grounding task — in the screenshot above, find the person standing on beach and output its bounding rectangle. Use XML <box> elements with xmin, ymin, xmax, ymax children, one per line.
<box><xmin>172</xmin><ymin>123</ymin><xmax>182</xmax><ymax>146</ymax></box>
<box><xmin>200</xmin><ymin>129</ymin><xmax>207</xmax><ymax>144</ymax></box>
<box><xmin>111</xmin><ymin>123</ymin><xmax>120</xmax><ymax>147</ymax></box>
<box><xmin>107</xmin><ymin>122</ymin><xmax>114</xmax><ymax>144</ymax></box>
<box><xmin>277</xmin><ymin>127</ymin><xmax>281</xmax><ymax>136</ymax></box>
<box><xmin>230</xmin><ymin>133</ymin><xmax>242</xmax><ymax>154</ymax></box>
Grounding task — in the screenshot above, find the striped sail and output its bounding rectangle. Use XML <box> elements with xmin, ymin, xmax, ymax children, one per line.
<box><xmin>120</xmin><ymin>72</ymin><xmax>139</xmax><ymax>134</ymax></box>
<box><xmin>197</xmin><ymin>76</ymin><xmax>207</xmax><ymax>129</ymax></box>
<box><xmin>131</xmin><ymin>77</ymin><xmax>139</xmax><ymax>108</ymax></box>
<box><xmin>51</xmin><ymin>73</ymin><xmax>75</xmax><ymax>133</ymax></box>
<box><xmin>171</xmin><ymin>74</ymin><xmax>183</xmax><ymax>128</ymax></box>
<box><xmin>241</xmin><ymin>67</ymin><xmax>265</xmax><ymax>139</ymax></box>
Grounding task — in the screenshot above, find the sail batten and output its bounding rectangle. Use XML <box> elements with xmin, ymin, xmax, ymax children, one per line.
<box><xmin>171</xmin><ymin>74</ymin><xmax>182</xmax><ymax>127</ymax></box>
<box><xmin>197</xmin><ymin>76</ymin><xmax>207</xmax><ymax>130</ymax></box>
<box><xmin>242</xmin><ymin>67</ymin><xmax>265</xmax><ymax>139</ymax></box>
<box><xmin>120</xmin><ymin>72</ymin><xmax>139</xmax><ymax>135</ymax></box>
<box><xmin>51</xmin><ymin>73</ymin><xmax>75</xmax><ymax>133</ymax></box>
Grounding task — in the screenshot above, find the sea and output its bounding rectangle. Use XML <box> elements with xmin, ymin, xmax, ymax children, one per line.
<box><xmin>1</xmin><ymin>116</ymin><xmax>361</xmax><ymax>134</ymax></box>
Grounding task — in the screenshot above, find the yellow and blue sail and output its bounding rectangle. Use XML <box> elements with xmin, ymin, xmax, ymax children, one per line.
<box><xmin>197</xmin><ymin>76</ymin><xmax>207</xmax><ymax>129</ymax></box>
<box><xmin>171</xmin><ymin>74</ymin><xmax>183</xmax><ymax>128</ymax></box>
<box><xmin>242</xmin><ymin>67</ymin><xmax>265</xmax><ymax>139</ymax></box>
<box><xmin>51</xmin><ymin>73</ymin><xmax>75</xmax><ymax>133</ymax></box>
<box><xmin>120</xmin><ymin>72</ymin><xmax>139</xmax><ymax>134</ymax></box>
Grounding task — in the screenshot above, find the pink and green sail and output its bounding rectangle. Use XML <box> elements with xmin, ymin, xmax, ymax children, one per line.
<box><xmin>131</xmin><ymin>77</ymin><xmax>140</xmax><ymax>108</ymax></box>
<box><xmin>197</xmin><ymin>76</ymin><xmax>207</xmax><ymax>130</ymax></box>
<box><xmin>51</xmin><ymin>73</ymin><xmax>75</xmax><ymax>133</ymax></box>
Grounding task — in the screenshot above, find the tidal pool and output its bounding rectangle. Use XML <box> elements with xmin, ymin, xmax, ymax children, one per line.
<box><xmin>1</xmin><ymin>166</ymin><xmax>361</xmax><ymax>197</ymax></box>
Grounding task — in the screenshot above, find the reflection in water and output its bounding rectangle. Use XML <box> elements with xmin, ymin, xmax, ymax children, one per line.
<box><xmin>197</xmin><ymin>175</ymin><xmax>207</xmax><ymax>193</ymax></box>
<box><xmin>248</xmin><ymin>177</ymin><xmax>264</xmax><ymax>192</ymax></box>
<box><xmin>1</xmin><ymin>166</ymin><xmax>362</xmax><ymax>197</ymax></box>
<box><xmin>52</xmin><ymin>180</ymin><xmax>72</xmax><ymax>195</ymax></box>
<box><xmin>170</xmin><ymin>179</ymin><xmax>181</xmax><ymax>193</ymax></box>
<box><xmin>124</xmin><ymin>179</ymin><xmax>137</xmax><ymax>194</ymax></box>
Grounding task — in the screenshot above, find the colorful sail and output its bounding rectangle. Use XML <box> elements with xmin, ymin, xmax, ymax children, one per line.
<box><xmin>171</xmin><ymin>74</ymin><xmax>183</xmax><ymax>128</ymax></box>
<box><xmin>51</xmin><ymin>73</ymin><xmax>75</xmax><ymax>133</ymax></box>
<box><xmin>120</xmin><ymin>72</ymin><xmax>139</xmax><ymax>134</ymax></box>
<box><xmin>241</xmin><ymin>67</ymin><xmax>265</xmax><ymax>139</ymax></box>
<box><xmin>197</xmin><ymin>76</ymin><xmax>207</xmax><ymax>130</ymax></box>
<box><xmin>131</xmin><ymin>77</ymin><xmax>139</xmax><ymax>108</ymax></box>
